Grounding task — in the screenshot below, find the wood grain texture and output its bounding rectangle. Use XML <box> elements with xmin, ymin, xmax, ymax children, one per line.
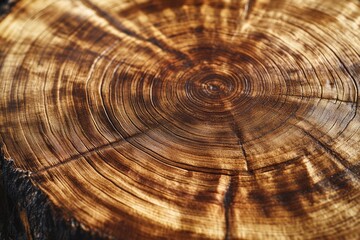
<box><xmin>0</xmin><ymin>0</ymin><xmax>360</xmax><ymax>239</ymax></box>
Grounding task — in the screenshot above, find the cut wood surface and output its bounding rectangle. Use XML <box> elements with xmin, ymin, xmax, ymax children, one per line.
<box><xmin>0</xmin><ymin>0</ymin><xmax>360</xmax><ymax>239</ymax></box>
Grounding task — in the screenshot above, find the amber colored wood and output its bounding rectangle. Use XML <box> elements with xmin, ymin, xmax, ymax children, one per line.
<box><xmin>0</xmin><ymin>0</ymin><xmax>360</xmax><ymax>239</ymax></box>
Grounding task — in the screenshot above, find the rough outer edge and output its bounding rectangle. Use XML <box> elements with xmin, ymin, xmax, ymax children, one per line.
<box><xmin>0</xmin><ymin>150</ymin><xmax>113</xmax><ymax>240</ymax></box>
<box><xmin>0</xmin><ymin>0</ymin><xmax>19</xmax><ymax>16</ymax></box>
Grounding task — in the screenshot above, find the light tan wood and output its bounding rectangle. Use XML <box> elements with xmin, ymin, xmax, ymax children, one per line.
<box><xmin>0</xmin><ymin>0</ymin><xmax>360</xmax><ymax>239</ymax></box>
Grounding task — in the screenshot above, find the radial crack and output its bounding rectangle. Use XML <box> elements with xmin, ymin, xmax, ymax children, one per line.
<box><xmin>222</xmin><ymin>100</ymin><xmax>250</xmax><ymax>171</ymax></box>
<box><xmin>79</xmin><ymin>0</ymin><xmax>193</xmax><ymax>64</ymax></box>
<box><xmin>301</xmin><ymin>129</ymin><xmax>348</xmax><ymax>168</ymax></box>
<box><xmin>243</xmin><ymin>0</ymin><xmax>255</xmax><ymax>20</ymax></box>
<box><xmin>32</xmin><ymin>126</ymin><xmax>159</xmax><ymax>175</ymax></box>
<box><xmin>223</xmin><ymin>177</ymin><xmax>238</xmax><ymax>240</ymax></box>
<box><xmin>299</xmin><ymin>128</ymin><xmax>360</xmax><ymax>179</ymax></box>
<box><xmin>279</xmin><ymin>93</ymin><xmax>358</xmax><ymax>104</ymax></box>
<box><xmin>230</xmin><ymin>122</ymin><xmax>250</xmax><ymax>172</ymax></box>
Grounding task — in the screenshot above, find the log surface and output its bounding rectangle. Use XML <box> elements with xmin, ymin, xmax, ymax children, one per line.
<box><xmin>1</xmin><ymin>0</ymin><xmax>360</xmax><ymax>239</ymax></box>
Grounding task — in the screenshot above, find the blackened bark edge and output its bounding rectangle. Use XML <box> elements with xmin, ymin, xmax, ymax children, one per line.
<box><xmin>0</xmin><ymin>151</ymin><xmax>110</xmax><ymax>240</ymax></box>
<box><xmin>0</xmin><ymin>0</ymin><xmax>19</xmax><ymax>16</ymax></box>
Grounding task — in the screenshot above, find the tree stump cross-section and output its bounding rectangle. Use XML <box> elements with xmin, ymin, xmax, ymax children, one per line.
<box><xmin>0</xmin><ymin>0</ymin><xmax>360</xmax><ymax>239</ymax></box>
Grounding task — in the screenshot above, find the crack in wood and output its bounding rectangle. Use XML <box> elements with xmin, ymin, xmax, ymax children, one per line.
<box><xmin>223</xmin><ymin>176</ymin><xmax>238</xmax><ymax>240</ymax></box>
<box><xmin>222</xmin><ymin>99</ymin><xmax>250</xmax><ymax>172</ymax></box>
<box><xmin>243</xmin><ymin>0</ymin><xmax>255</xmax><ymax>20</ymax></box>
<box><xmin>79</xmin><ymin>0</ymin><xmax>193</xmax><ymax>64</ymax></box>
<box><xmin>32</xmin><ymin>127</ymin><xmax>156</xmax><ymax>175</ymax></box>
<box><xmin>230</xmin><ymin>122</ymin><xmax>250</xmax><ymax>172</ymax></box>
<box><xmin>299</xmin><ymin>127</ymin><xmax>360</xmax><ymax>179</ymax></box>
<box><xmin>279</xmin><ymin>93</ymin><xmax>358</xmax><ymax>104</ymax></box>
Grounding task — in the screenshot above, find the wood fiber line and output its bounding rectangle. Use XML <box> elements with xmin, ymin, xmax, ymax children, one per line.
<box><xmin>0</xmin><ymin>0</ymin><xmax>360</xmax><ymax>239</ymax></box>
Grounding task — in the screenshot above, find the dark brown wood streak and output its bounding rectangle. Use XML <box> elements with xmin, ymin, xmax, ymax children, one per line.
<box><xmin>0</xmin><ymin>0</ymin><xmax>360</xmax><ymax>239</ymax></box>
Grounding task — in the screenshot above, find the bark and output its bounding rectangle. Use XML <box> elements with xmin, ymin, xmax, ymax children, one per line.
<box><xmin>0</xmin><ymin>0</ymin><xmax>18</xmax><ymax>16</ymax></box>
<box><xmin>0</xmin><ymin>151</ymin><xmax>106</xmax><ymax>240</ymax></box>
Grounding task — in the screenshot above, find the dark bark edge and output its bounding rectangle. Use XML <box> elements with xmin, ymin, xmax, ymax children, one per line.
<box><xmin>0</xmin><ymin>0</ymin><xmax>19</xmax><ymax>16</ymax></box>
<box><xmin>0</xmin><ymin>150</ymin><xmax>112</xmax><ymax>240</ymax></box>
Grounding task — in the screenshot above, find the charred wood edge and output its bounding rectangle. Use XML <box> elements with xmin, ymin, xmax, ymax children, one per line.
<box><xmin>0</xmin><ymin>149</ymin><xmax>113</xmax><ymax>240</ymax></box>
<box><xmin>0</xmin><ymin>0</ymin><xmax>19</xmax><ymax>16</ymax></box>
